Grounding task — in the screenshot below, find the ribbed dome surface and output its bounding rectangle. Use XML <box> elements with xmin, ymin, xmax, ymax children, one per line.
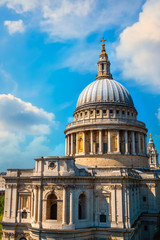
<box><xmin>76</xmin><ymin>78</ymin><xmax>134</xmax><ymax>109</ymax></box>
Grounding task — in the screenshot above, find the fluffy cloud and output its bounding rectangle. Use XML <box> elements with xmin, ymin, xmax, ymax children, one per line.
<box><xmin>116</xmin><ymin>0</ymin><xmax>160</xmax><ymax>92</ymax></box>
<box><xmin>1</xmin><ymin>0</ymin><xmax>143</xmax><ymax>41</ymax></box>
<box><xmin>0</xmin><ymin>94</ymin><xmax>55</xmax><ymax>134</ymax></box>
<box><xmin>4</xmin><ymin>19</ymin><xmax>25</xmax><ymax>34</ymax></box>
<box><xmin>0</xmin><ymin>0</ymin><xmax>38</xmax><ymax>13</ymax></box>
<box><xmin>41</xmin><ymin>0</ymin><xmax>144</xmax><ymax>41</ymax></box>
<box><xmin>0</xmin><ymin>94</ymin><xmax>61</xmax><ymax>171</ymax></box>
<box><xmin>0</xmin><ymin>133</ymin><xmax>64</xmax><ymax>171</ymax></box>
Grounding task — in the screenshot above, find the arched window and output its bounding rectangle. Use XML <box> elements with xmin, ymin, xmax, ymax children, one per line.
<box><xmin>47</xmin><ymin>193</ymin><xmax>57</xmax><ymax>220</ymax></box>
<box><xmin>78</xmin><ymin>193</ymin><xmax>86</xmax><ymax>220</ymax></box>
<box><xmin>20</xmin><ymin>238</ymin><xmax>27</xmax><ymax>240</ymax></box>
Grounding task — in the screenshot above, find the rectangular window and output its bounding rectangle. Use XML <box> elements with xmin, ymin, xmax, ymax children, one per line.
<box><xmin>96</xmin><ymin>110</ymin><xmax>100</xmax><ymax>114</ymax></box>
<box><xmin>103</xmin><ymin>143</ymin><xmax>107</xmax><ymax>153</ymax></box>
<box><xmin>143</xmin><ymin>196</ymin><xmax>146</xmax><ymax>202</ymax></box>
<box><xmin>103</xmin><ymin>109</ymin><xmax>106</xmax><ymax>114</ymax></box>
<box><xmin>100</xmin><ymin>214</ymin><xmax>106</xmax><ymax>222</ymax></box>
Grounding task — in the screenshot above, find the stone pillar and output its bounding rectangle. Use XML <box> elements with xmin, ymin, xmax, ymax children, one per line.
<box><xmin>31</xmin><ymin>191</ymin><xmax>34</xmax><ymax>218</ymax></box>
<box><xmin>125</xmin><ymin>131</ymin><xmax>129</xmax><ymax>154</ymax></box>
<box><xmin>83</xmin><ymin>132</ymin><xmax>85</xmax><ymax>154</ymax></box>
<box><xmin>33</xmin><ymin>186</ymin><xmax>37</xmax><ymax>222</ymax></box>
<box><xmin>76</xmin><ymin>133</ymin><xmax>78</xmax><ymax>154</ymax></box>
<box><xmin>17</xmin><ymin>193</ymin><xmax>21</xmax><ymax>222</ymax></box>
<box><xmin>65</xmin><ymin>136</ymin><xmax>68</xmax><ymax>156</ymax></box>
<box><xmin>117</xmin><ymin>131</ymin><xmax>120</xmax><ymax>153</ymax></box>
<box><xmin>67</xmin><ymin>135</ymin><xmax>70</xmax><ymax>156</ymax></box>
<box><xmin>69</xmin><ymin>189</ymin><xmax>74</xmax><ymax>225</ymax></box>
<box><xmin>144</xmin><ymin>134</ymin><xmax>147</xmax><ymax>155</ymax></box>
<box><xmin>138</xmin><ymin>133</ymin><xmax>141</xmax><ymax>155</ymax></box>
<box><xmin>99</xmin><ymin>130</ymin><xmax>103</xmax><ymax>154</ymax></box>
<box><xmin>63</xmin><ymin>187</ymin><xmax>67</xmax><ymax>225</ymax></box>
<box><xmin>132</xmin><ymin>132</ymin><xmax>136</xmax><ymax>155</ymax></box>
<box><xmin>71</xmin><ymin>134</ymin><xmax>73</xmax><ymax>155</ymax></box>
<box><xmin>108</xmin><ymin>130</ymin><xmax>111</xmax><ymax>153</ymax></box>
<box><xmin>38</xmin><ymin>186</ymin><xmax>42</xmax><ymax>225</ymax></box>
<box><xmin>90</xmin><ymin>130</ymin><xmax>93</xmax><ymax>154</ymax></box>
<box><xmin>142</xmin><ymin>134</ymin><xmax>145</xmax><ymax>155</ymax></box>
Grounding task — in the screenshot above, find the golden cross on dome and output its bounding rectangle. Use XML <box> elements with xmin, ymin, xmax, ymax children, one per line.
<box><xmin>101</xmin><ymin>37</ymin><xmax>106</xmax><ymax>45</ymax></box>
<box><xmin>101</xmin><ymin>37</ymin><xmax>106</xmax><ymax>52</ymax></box>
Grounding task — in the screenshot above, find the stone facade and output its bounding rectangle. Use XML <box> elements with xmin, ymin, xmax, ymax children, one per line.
<box><xmin>1</xmin><ymin>41</ymin><xmax>160</xmax><ymax>240</ymax></box>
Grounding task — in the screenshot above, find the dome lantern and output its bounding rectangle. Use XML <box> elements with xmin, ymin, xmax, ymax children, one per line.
<box><xmin>96</xmin><ymin>38</ymin><xmax>113</xmax><ymax>80</ymax></box>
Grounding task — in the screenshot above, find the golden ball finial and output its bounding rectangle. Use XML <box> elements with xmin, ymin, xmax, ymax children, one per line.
<box><xmin>150</xmin><ymin>133</ymin><xmax>152</xmax><ymax>138</ymax></box>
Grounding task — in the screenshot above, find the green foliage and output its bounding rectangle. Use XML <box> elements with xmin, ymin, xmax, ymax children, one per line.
<box><xmin>0</xmin><ymin>196</ymin><xmax>4</xmax><ymax>240</ymax></box>
<box><xmin>0</xmin><ymin>196</ymin><xmax>4</xmax><ymax>215</ymax></box>
<box><xmin>109</xmin><ymin>237</ymin><xmax>117</xmax><ymax>240</ymax></box>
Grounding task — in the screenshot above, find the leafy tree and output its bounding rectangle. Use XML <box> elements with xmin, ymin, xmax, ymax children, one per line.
<box><xmin>0</xmin><ymin>195</ymin><xmax>4</xmax><ymax>239</ymax></box>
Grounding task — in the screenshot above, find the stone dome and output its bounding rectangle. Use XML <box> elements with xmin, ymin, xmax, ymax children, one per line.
<box><xmin>76</xmin><ymin>78</ymin><xmax>135</xmax><ymax>110</ymax></box>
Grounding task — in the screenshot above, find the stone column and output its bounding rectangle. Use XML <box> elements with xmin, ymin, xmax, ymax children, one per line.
<box><xmin>117</xmin><ymin>131</ymin><xmax>120</xmax><ymax>153</ymax></box>
<box><xmin>125</xmin><ymin>131</ymin><xmax>129</xmax><ymax>154</ymax></box>
<box><xmin>108</xmin><ymin>130</ymin><xmax>111</xmax><ymax>153</ymax></box>
<box><xmin>83</xmin><ymin>132</ymin><xmax>85</xmax><ymax>154</ymax></box>
<box><xmin>71</xmin><ymin>134</ymin><xmax>73</xmax><ymax>155</ymax></box>
<box><xmin>31</xmin><ymin>191</ymin><xmax>34</xmax><ymax>218</ymax></box>
<box><xmin>69</xmin><ymin>189</ymin><xmax>74</xmax><ymax>225</ymax></box>
<box><xmin>63</xmin><ymin>187</ymin><xmax>67</xmax><ymax>225</ymax></box>
<box><xmin>65</xmin><ymin>136</ymin><xmax>68</xmax><ymax>156</ymax></box>
<box><xmin>67</xmin><ymin>135</ymin><xmax>70</xmax><ymax>156</ymax></box>
<box><xmin>99</xmin><ymin>130</ymin><xmax>103</xmax><ymax>154</ymax></box>
<box><xmin>131</xmin><ymin>132</ymin><xmax>136</xmax><ymax>155</ymax></box>
<box><xmin>17</xmin><ymin>193</ymin><xmax>21</xmax><ymax>222</ymax></box>
<box><xmin>90</xmin><ymin>130</ymin><xmax>93</xmax><ymax>154</ymax></box>
<box><xmin>142</xmin><ymin>134</ymin><xmax>145</xmax><ymax>155</ymax></box>
<box><xmin>33</xmin><ymin>186</ymin><xmax>37</xmax><ymax>222</ymax></box>
<box><xmin>138</xmin><ymin>133</ymin><xmax>141</xmax><ymax>155</ymax></box>
<box><xmin>38</xmin><ymin>186</ymin><xmax>42</xmax><ymax>225</ymax></box>
<box><xmin>144</xmin><ymin>134</ymin><xmax>147</xmax><ymax>155</ymax></box>
<box><xmin>76</xmin><ymin>133</ymin><xmax>78</xmax><ymax>154</ymax></box>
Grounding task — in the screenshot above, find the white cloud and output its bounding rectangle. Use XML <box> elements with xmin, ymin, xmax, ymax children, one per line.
<box><xmin>0</xmin><ymin>0</ymin><xmax>38</xmax><ymax>13</ymax></box>
<box><xmin>1</xmin><ymin>0</ymin><xmax>144</xmax><ymax>41</ymax></box>
<box><xmin>40</xmin><ymin>0</ymin><xmax>143</xmax><ymax>41</ymax></box>
<box><xmin>0</xmin><ymin>94</ymin><xmax>55</xmax><ymax>134</ymax></box>
<box><xmin>4</xmin><ymin>19</ymin><xmax>25</xmax><ymax>34</ymax></box>
<box><xmin>0</xmin><ymin>133</ymin><xmax>65</xmax><ymax>171</ymax></box>
<box><xmin>116</xmin><ymin>0</ymin><xmax>160</xmax><ymax>92</ymax></box>
<box><xmin>0</xmin><ymin>94</ymin><xmax>61</xmax><ymax>171</ymax></box>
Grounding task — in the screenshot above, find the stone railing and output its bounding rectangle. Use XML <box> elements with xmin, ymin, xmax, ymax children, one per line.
<box><xmin>66</xmin><ymin>118</ymin><xmax>145</xmax><ymax>129</ymax></box>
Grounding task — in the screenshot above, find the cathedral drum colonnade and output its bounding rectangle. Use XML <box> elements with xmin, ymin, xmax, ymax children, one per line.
<box><xmin>1</xmin><ymin>39</ymin><xmax>159</xmax><ymax>240</ymax></box>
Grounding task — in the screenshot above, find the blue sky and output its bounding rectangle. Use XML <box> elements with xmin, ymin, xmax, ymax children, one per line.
<box><xmin>0</xmin><ymin>0</ymin><xmax>160</xmax><ymax>171</ymax></box>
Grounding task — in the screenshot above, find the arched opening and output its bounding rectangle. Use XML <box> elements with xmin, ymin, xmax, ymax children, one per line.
<box><xmin>19</xmin><ymin>238</ymin><xmax>27</xmax><ymax>240</ymax></box>
<box><xmin>47</xmin><ymin>193</ymin><xmax>57</xmax><ymax>220</ymax></box>
<box><xmin>78</xmin><ymin>193</ymin><xmax>86</xmax><ymax>220</ymax></box>
<box><xmin>22</xmin><ymin>210</ymin><xmax>27</xmax><ymax>219</ymax></box>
